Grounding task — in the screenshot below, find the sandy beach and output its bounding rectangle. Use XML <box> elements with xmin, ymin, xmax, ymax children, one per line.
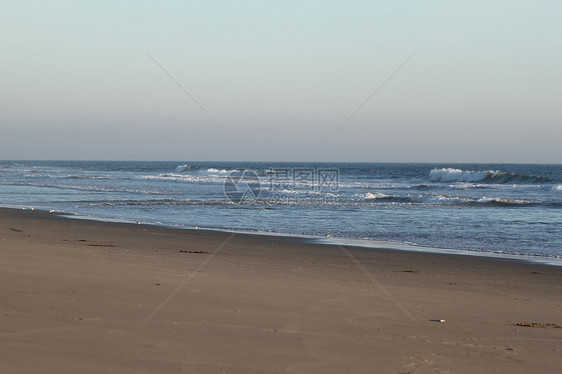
<box><xmin>1</xmin><ymin>207</ymin><xmax>561</xmax><ymax>373</ymax></box>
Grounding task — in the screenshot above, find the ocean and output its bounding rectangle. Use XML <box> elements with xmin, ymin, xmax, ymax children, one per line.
<box><xmin>1</xmin><ymin>161</ymin><xmax>561</xmax><ymax>263</ymax></box>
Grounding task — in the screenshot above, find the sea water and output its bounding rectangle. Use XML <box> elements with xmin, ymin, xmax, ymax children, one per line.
<box><xmin>0</xmin><ymin>161</ymin><xmax>560</xmax><ymax>261</ymax></box>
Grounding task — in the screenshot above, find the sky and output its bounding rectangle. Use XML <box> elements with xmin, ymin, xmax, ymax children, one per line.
<box><xmin>1</xmin><ymin>0</ymin><xmax>561</xmax><ymax>163</ymax></box>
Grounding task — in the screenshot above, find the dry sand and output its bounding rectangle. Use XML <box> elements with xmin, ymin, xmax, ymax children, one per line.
<box><xmin>1</xmin><ymin>207</ymin><xmax>561</xmax><ymax>373</ymax></box>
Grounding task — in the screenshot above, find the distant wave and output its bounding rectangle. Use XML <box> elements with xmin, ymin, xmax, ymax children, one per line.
<box><xmin>359</xmin><ymin>192</ymin><xmax>552</xmax><ymax>207</ymax></box>
<box><xmin>206</xmin><ymin>168</ymin><xmax>229</xmax><ymax>174</ymax></box>
<box><xmin>78</xmin><ymin>194</ymin><xmax>557</xmax><ymax>209</ymax></box>
<box><xmin>364</xmin><ymin>192</ymin><xmax>390</xmax><ymax>200</ymax></box>
<box><xmin>464</xmin><ymin>197</ymin><xmax>537</xmax><ymax>207</ymax></box>
<box><xmin>22</xmin><ymin>182</ymin><xmax>167</xmax><ymax>195</ymax></box>
<box><xmin>67</xmin><ymin>175</ymin><xmax>110</xmax><ymax>180</ymax></box>
<box><xmin>78</xmin><ymin>199</ymin><xmax>232</xmax><ymax>207</ymax></box>
<box><xmin>362</xmin><ymin>192</ymin><xmax>411</xmax><ymax>203</ymax></box>
<box><xmin>361</xmin><ymin>193</ymin><xmax>464</xmax><ymax>204</ymax></box>
<box><xmin>174</xmin><ymin>164</ymin><xmax>245</xmax><ymax>175</ymax></box>
<box><xmin>140</xmin><ymin>173</ymin><xmax>223</xmax><ymax>184</ymax></box>
<box><xmin>141</xmin><ymin>169</ymin><xmax>260</xmax><ymax>185</ymax></box>
<box><xmin>429</xmin><ymin>168</ymin><xmax>553</xmax><ymax>184</ymax></box>
<box><xmin>175</xmin><ymin>164</ymin><xmax>192</xmax><ymax>172</ymax></box>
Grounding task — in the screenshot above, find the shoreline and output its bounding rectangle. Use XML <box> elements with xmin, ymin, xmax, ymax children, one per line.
<box><xmin>1</xmin><ymin>206</ymin><xmax>562</xmax><ymax>373</ymax></box>
<box><xmin>4</xmin><ymin>204</ymin><xmax>562</xmax><ymax>267</ymax></box>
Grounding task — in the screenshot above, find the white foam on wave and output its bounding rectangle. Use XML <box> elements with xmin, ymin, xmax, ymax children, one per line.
<box><xmin>174</xmin><ymin>165</ymin><xmax>233</xmax><ymax>175</ymax></box>
<box><xmin>553</xmin><ymin>184</ymin><xmax>562</xmax><ymax>192</ymax></box>
<box><xmin>429</xmin><ymin>168</ymin><xmax>501</xmax><ymax>182</ymax></box>
<box><xmin>475</xmin><ymin>197</ymin><xmax>529</xmax><ymax>205</ymax></box>
<box><xmin>364</xmin><ymin>192</ymin><xmax>390</xmax><ymax>200</ymax></box>
<box><xmin>173</xmin><ymin>164</ymin><xmax>236</xmax><ymax>174</ymax></box>
<box><xmin>140</xmin><ymin>173</ymin><xmax>225</xmax><ymax>184</ymax></box>
<box><xmin>360</xmin><ymin>192</ymin><xmax>534</xmax><ymax>206</ymax></box>
<box><xmin>448</xmin><ymin>182</ymin><xmax>492</xmax><ymax>189</ymax></box>
<box><xmin>206</xmin><ymin>168</ymin><xmax>229</xmax><ymax>174</ymax></box>
<box><xmin>67</xmin><ymin>175</ymin><xmax>110</xmax><ymax>180</ymax></box>
<box><xmin>361</xmin><ymin>192</ymin><xmax>460</xmax><ymax>204</ymax></box>
<box><xmin>409</xmin><ymin>194</ymin><xmax>461</xmax><ymax>204</ymax></box>
<box><xmin>174</xmin><ymin>164</ymin><xmax>192</xmax><ymax>172</ymax></box>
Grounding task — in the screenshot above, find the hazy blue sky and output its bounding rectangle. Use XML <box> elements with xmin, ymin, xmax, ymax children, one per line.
<box><xmin>1</xmin><ymin>1</ymin><xmax>561</xmax><ymax>162</ymax></box>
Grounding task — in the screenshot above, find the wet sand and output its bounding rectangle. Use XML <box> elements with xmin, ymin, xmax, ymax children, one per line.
<box><xmin>1</xmin><ymin>207</ymin><xmax>561</xmax><ymax>373</ymax></box>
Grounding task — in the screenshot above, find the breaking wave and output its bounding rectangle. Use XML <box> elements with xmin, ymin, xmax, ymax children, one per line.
<box><xmin>429</xmin><ymin>168</ymin><xmax>553</xmax><ymax>184</ymax></box>
<box><xmin>174</xmin><ymin>164</ymin><xmax>192</xmax><ymax>172</ymax></box>
<box><xmin>174</xmin><ymin>164</ymin><xmax>232</xmax><ymax>174</ymax></box>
